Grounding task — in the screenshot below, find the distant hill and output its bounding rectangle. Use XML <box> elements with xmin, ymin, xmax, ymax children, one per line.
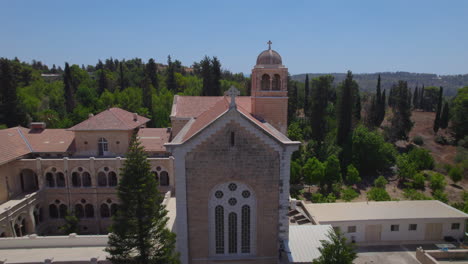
<box><xmin>291</xmin><ymin>72</ymin><xmax>468</xmax><ymax>97</ymax></box>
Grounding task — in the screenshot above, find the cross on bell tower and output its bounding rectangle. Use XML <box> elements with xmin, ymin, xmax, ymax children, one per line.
<box><xmin>267</xmin><ymin>40</ymin><xmax>272</xmax><ymax>50</ymax></box>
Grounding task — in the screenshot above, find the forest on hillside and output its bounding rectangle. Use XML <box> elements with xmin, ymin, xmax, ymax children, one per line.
<box><xmin>292</xmin><ymin>72</ymin><xmax>468</xmax><ymax>96</ymax></box>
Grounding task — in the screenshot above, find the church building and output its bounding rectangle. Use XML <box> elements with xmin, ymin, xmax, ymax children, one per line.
<box><xmin>0</xmin><ymin>43</ymin><xmax>300</xmax><ymax>264</ymax></box>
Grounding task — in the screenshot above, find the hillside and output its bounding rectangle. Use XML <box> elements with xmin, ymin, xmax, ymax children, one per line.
<box><xmin>292</xmin><ymin>72</ymin><xmax>468</xmax><ymax>96</ymax></box>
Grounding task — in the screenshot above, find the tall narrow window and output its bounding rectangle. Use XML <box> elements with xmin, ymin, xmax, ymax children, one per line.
<box><xmin>56</xmin><ymin>172</ymin><xmax>66</xmax><ymax>187</ymax></box>
<box><xmin>74</xmin><ymin>204</ymin><xmax>84</xmax><ymax>218</ymax></box>
<box><xmin>230</xmin><ymin>132</ymin><xmax>235</xmax><ymax>147</ymax></box>
<box><xmin>98</xmin><ymin>172</ymin><xmax>107</xmax><ymax>187</ymax></box>
<box><xmin>215</xmin><ymin>206</ymin><xmax>224</xmax><ymax>254</ymax></box>
<box><xmin>228</xmin><ymin>212</ymin><xmax>237</xmax><ymax>254</ymax></box>
<box><xmin>46</xmin><ymin>173</ymin><xmax>55</xmax><ymax>187</ymax></box>
<box><xmin>85</xmin><ymin>204</ymin><xmax>94</xmax><ymax>218</ymax></box>
<box><xmin>98</xmin><ymin>138</ymin><xmax>108</xmax><ymax>156</ymax></box>
<box><xmin>82</xmin><ymin>172</ymin><xmax>92</xmax><ymax>187</ymax></box>
<box><xmin>108</xmin><ymin>171</ymin><xmax>118</xmax><ymax>186</ymax></box>
<box><xmin>241</xmin><ymin>205</ymin><xmax>250</xmax><ymax>253</ymax></box>
<box><xmin>72</xmin><ymin>172</ymin><xmax>81</xmax><ymax>187</ymax></box>
<box><xmin>272</xmin><ymin>74</ymin><xmax>281</xmax><ymax>90</ymax></box>
<box><xmin>261</xmin><ymin>74</ymin><xmax>270</xmax><ymax>90</ymax></box>
<box><xmin>160</xmin><ymin>171</ymin><xmax>169</xmax><ymax>186</ymax></box>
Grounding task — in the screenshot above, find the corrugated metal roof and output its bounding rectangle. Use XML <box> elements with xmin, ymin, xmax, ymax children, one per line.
<box><xmin>287</xmin><ymin>225</ymin><xmax>333</xmax><ymax>263</ymax></box>
<box><xmin>304</xmin><ymin>200</ymin><xmax>468</xmax><ymax>223</ymax></box>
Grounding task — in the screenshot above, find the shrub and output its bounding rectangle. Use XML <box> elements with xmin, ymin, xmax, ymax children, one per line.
<box><xmin>430</xmin><ymin>173</ymin><xmax>446</xmax><ymax>191</ymax></box>
<box><xmin>397</xmin><ymin>154</ymin><xmax>417</xmax><ymax>180</ymax></box>
<box><xmin>287</xmin><ymin>122</ymin><xmax>303</xmax><ymax>141</ymax></box>
<box><xmin>449</xmin><ymin>166</ymin><xmax>463</xmax><ymax>183</ymax></box>
<box><xmin>310</xmin><ymin>193</ymin><xmax>326</xmax><ymax>203</ymax></box>
<box><xmin>435</xmin><ymin>135</ymin><xmax>448</xmax><ymax>145</ymax></box>
<box><xmin>433</xmin><ymin>190</ymin><xmax>448</xmax><ymax>203</ymax></box>
<box><xmin>367</xmin><ymin>187</ymin><xmax>391</xmax><ymax>201</ymax></box>
<box><xmin>290</xmin><ymin>160</ymin><xmax>302</xmax><ymax>184</ymax></box>
<box><xmin>408</xmin><ymin>147</ymin><xmax>435</xmax><ymax>171</ymax></box>
<box><xmin>413</xmin><ymin>136</ymin><xmax>424</xmax><ymax>146</ymax></box>
<box><xmin>326</xmin><ymin>193</ymin><xmax>337</xmax><ymax>203</ymax></box>
<box><xmin>374</xmin><ymin>176</ymin><xmax>388</xmax><ymax>188</ymax></box>
<box><xmin>403</xmin><ymin>188</ymin><xmax>431</xmax><ymax>200</ymax></box>
<box><xmin>412</xmin><ymin>173</ymin><xmax>426</xmax><ymax>190</ymax></box>
<box><xmin>341</xmin><ymin>188</ymin><xmax>359</xmax><ymax>202</ymax></box>
<box><xmin>351</xmin><ymin>125</ymin><xmax>397</xmax><ymax>175</ymax></box>
<box><xmin>346</xmin><ymin>164</ymin><xmax>361</xmax><ymax>185</ymax></box>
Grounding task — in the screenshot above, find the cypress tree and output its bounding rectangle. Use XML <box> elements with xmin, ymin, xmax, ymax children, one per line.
<box><xmin>378</xmin><ymin>90</ymin><xmax>386</xmax><ymax>126</ymax></box>
<box><xmin>413</xmin><ymin>86</ymin><xmax>419</xmax><ymax>108</ymax></box>
<box><xmin>353</xmin><ymin>83</ymin><xmax>361</xmax><ymax>121</ymax></box>
<box><xmin>304</xmin><ymin>74</ymin><xmax>310</xmax><ymax>116</ymax></box>
<box><xmin>98</xmin><ymin>69</ymin><xmax>108</xmax><ymax>95</ymax></box>
<box><xmin>420</xmin><ymin>85</ymin><xmax>425</xmax><ymax>111</ymax></box>
<box><xmin>337</xmin><ymin>71</ymin><xmax>354</xmax><ymax>146</ymax></box>
<box><xmin>433</xmin><ymin>86</ymin><xmax>443</xmax><ymax>133</ymax></box>
<box><xmin>440</xmin><ymin>102</ymin><xmax>450</xmax><ymax>129</ymax></box>
<box><xmin>146</xmin><ymin>59</ymin><xmax>159</xmax><ymax>93</ymax></box>
<box><xmin>201</xmin><ymin>56</ymin><xmax>212</xmax><ymax>96</ymax></box>
<box><xmin>287</xmin><ymin>78</ymin><xmax>298</xmax><ymax>124</ymax></box>
<box><xmin>141</xmin><ymin>77</ymin><xmax>154</xmax><ymax>127</ymax></box>
<box><xmin>376</xmin><ymin>74</ymin><xmax>382</xmax><ymax>106</ymax></box>
<box><xmin>63</xmin><ymin>62</ymin><xmax>75</xmax><ymax>113</ymax></box>
<box><xmin>119</xmin><ymin>62</ymin><xmax>126</xmax><ymax>91</ymax></box>
<box><xmin>166</xmin><ymin>56</ymin><xmax>177</xmax><ymax>92</ymax></box>
<box><xmin>310</xmin><ymin>75</ymin><xmax>332</xmax><ymax>143</ymax></box>
<box><xmin>106</xmin><ymin>136</ymin><xmax>179</xmax><ymax>264</ymax></box>
<box><xmin>389</xmin><ymin>81</ymin><xmax>413</xmax><ymax>141</ymax></box>
<box><xmin>211</xmin><ymin>57</ymin><xmax>221</xmax><ymax>96</ymax></box>
<box><xmin>0</xmin><ymin>59</ymin><xmax>27</xmax><ymax>127</ymax></box>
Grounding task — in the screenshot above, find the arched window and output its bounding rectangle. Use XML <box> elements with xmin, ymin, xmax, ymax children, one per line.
<box><xmin>85</xmin><ymin>204</ymin><xmax>94</xmax><ymax>218</ymax></box>
<box><xmin>160</xmin><ymin>171</ymin><xmax>169</xmax><ymax>186</ymax></box>
<box><xmin>272</xmin><ymin>74</ymin><xmax>281</xmax><ymax>90</ymax></box>
<box><xmin>228</xmin><ymin>212</ymin><xmax>237</xmax><ymax>254</ymax></box>
<box><xmin>82</xmin><ymin>172</ymin><xmax>92</xmax><ymax>187</ymax></box>
<box><xmin>49</xmin><ymin>204</ymin><xmax>58</xmax><ymax>218</ymax></box>
<box><xmin>98</xmin><ymin>172</ymin><xmax>107</xmax><ymax>187</ymax></box>
<box><xmin>46</xmin><ymin>173</ymin><xmax>55</xmax><ymax>187</ymax></box>
<box><xmin>56</xmin><ymin>172</ymin><xmax>65</xmax><ymax>187</ymax></box>
<box><xmin>98</xmin><ymin>138</ymin><xmax>108</xmax><ymax>156</ymax></box>
<box><xmin>241</xmin><ymin>205</ymin><xmax>251</xmax><ymax>253</ymax></box>
<box><xmin>261</xmin><ymin>74</ymin><xmax>270</xmax><ymax>90</ymax></box>
<box><xmin>108</xmin><ymin>171</ymin><xmax>118</xmax><ymax>186</ymax></box>
<box><xmin>72</xmin><ymin>172</ymin><xmax>81</xmax><ymax>187</ymax></box>
<box><xmin>59</xmin><ymin>204</ymin><xmax>68</xmax><ymax>218</ymax></box>
<box><xmin>209</xmin><ymin>182</ymin><xmax>255</xmax><ymax>256</ymax></box>
<box><xmin>215</xmin><ymin>206</ymin><xmax>224</xmax><ymax>254</ymax></box>
<box><xmin>100</xmin><ymin>204</ymin><xmax>110</xmax><ymax>218</ymax></box>
<box><xmin>75</xmin><ymin>204</ymin><xmax>84</xmax><ymax>218</ymax></box>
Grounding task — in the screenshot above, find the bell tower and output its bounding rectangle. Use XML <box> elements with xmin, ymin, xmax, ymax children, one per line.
<box><xmin>251</xmin><ymin>41</ymin><xmax>289</xmax><ymax>135</ymax></box>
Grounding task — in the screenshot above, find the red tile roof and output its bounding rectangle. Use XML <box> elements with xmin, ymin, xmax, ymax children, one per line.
<box><xmin>138</xmin><ymin>128</ymin><xmax>171</xmax><ymax>153</ymax></box>
<box><xmin>68</xmin><ymin>108</ymin><xmax>150</xmax><ymax>131</ymax></box>
<box><xmin>0</xmin><ymin>127</ymin><xmax>32</xmax><ymax>165</ymax></box>
<box><xmin>21</xmin><ymin>127</ymin><xmax>75</xmax><ymax>153</ymax></box>
<box><xmin>171</xmin><ymin>96</ymin><xmax>251</xmax><ymax>119</ymax></box>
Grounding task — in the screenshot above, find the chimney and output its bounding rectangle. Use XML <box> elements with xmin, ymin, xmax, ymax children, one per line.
<box><xmin>88</xmin><ymin>113</ymin><xmax>94</xmax><ymax>118</ymax></box>
<box><xmin>30</xmin><ymin>122</ymin><xmax>46</xmax><ymax>131</ymax></box>
<box><xmin>133</xmin><ymin>113</ymin><xmax>138</xmax><ymax>121</ymax></box>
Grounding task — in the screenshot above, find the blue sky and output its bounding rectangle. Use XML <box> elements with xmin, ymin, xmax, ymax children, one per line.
<box><xmin>1</xmin><ymin>0</ymin><xmax>467</xmax><ymax>75</ymax></box>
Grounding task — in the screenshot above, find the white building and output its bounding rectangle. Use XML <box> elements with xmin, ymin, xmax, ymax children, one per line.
<box><xmin>302</xmin><ymin>200</ymin><xmax>468</xmax><ymax>244</ymax></box>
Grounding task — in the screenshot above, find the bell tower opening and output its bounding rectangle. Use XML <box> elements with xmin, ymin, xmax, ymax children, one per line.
<box><xmin>251</xmin><ymin>41</ymin><xmax>289</xmax><ymax>134</ymax></box>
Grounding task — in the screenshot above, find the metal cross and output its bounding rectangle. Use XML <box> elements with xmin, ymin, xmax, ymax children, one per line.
<box><xmin>267</xmin><ymin>40</ymin><xmax>272</xmax><ymax>50</ymax></box>
<box><xmin>226</xmin><ymin>86</ymin><xmax>240</xmax><ymax>109</ymax></box>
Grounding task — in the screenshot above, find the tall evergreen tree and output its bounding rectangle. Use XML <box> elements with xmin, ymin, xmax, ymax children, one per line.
<box><xmin>378</xmin><ymin>90</ymin><xmax>386</xmax><ymax>126</ymax></box>
<box><xmin>389</xmin><ymin>81</ymin><xmax>413</xmax><ymax>141</ymax></box>
<box><xmin>337</xmin><ymin>71</ymin><xmax>354</xmax><ymax>146</ymax></box>
<box><xmin>200</xmin><ymin>56</ymin><xmax>212</xmax><ymax>96</ymax></box>
<box><xmin>433</xmin><ymin>86</ymin><xmax>443</xmax><ymax>133</ymax></box>
<box><xmin>211</xmin><ymin>57</ymin><xmax>222</xmax><ymax>96</ymax></box>
<box><xmin>310</xmin><ymin>76</ymin><xmax>332</xmax><ymax>143</ymax></box>
<box><xmin>119</xmin><ymin>62</ymin><xmax>126</xmax><ymax>91</ymax></box>
<box><xmin>287</xmin><ymin>77</ymin><xmax>298</xmax><ymax>124</ymax></box>
<box><xmin>98</xmin><ymin>69</ymin><xmax>108</xmax><ymax>95</ymax></box>
<box><xmin>106</xmin><ymin>136</ymin><xmax>179</xmax><ymax>264</ymax></box>
<box><xmin>413</xmin><ymin>86</ymin><xmax>419</xmax><ymax>108</ymax></box>
<box><xmin>0</xmin><ymin>59</ymin><xmax>27</xmax><ymax>127</ymax></box>
<box><xmin>376</xmin><ymin>74</ymin><xmax>382</xmax><ymax>106</ymax></box>
<box><xmin>63</xmin><ymin>62</ymin><xmax>76</xmax><ymax>113</ymax></box>
<box><xmin>304</xmin><ymin>74</ymin><xmax>310</xmax><ymax>116</ymax></box>
<box><xmin>440</xmin><ymin>102</ymin><xmax>450</xmax><ymax>129</ymax></box>
<box><xmin>146</xmin><ymin>59</ymin><xmax>159</xmax><ymax>93</ymax></box>
<box><xmin>141</xmin><ymin>77</ymin><xmax>154</xmax><ymax>127</ymax></box>
<box><xmin>353</xmin><ymin>83</ymin><xmax>361</xmax><ymax>122</ymax></box>
<box><xmin>166</xmin><ymin>56</ymin><xmax>177</xmax><ymax>92</ymax></box>
<box><xmin>420</xmin><ymin>85</ymin><xmax>425</xmax><ymax>110</ymax></box>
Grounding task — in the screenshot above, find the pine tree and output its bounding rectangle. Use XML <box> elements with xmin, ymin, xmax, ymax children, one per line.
<box><xmin>146</xmin><ymin>59</ymin><xmax>159</xmax><ymax>93</ymax></box>
<box><xmin>63</xmin><ymin>62</ymin><xmax>76</xmax><ymax>113</ymax></box>
<box><xmin>440</xmin><ymin>102</ymin><xmax>450</xmax><ymax>129</ymax></box>
<box><xmin>433</xmin><ymin>86</ymin><xmax>443</xmax><ymax>133</ymax></box>
<box><xmin>337</xmin><ymin>71</ymin><xmax>354</xmax><ymax>146</ymax></box>
<box><xmin>304</xmin><ymin>74</ymin><xmax>310</xmax><ymax>116</ymax></box>
<box><xmin>211</xmin><ymin>57</ymin><xmax>222</xmax><ymax>96</ymax></box>
<box><xmin>106</xmin><ymin>136</ymin><xmax>179</xmax><ymax>264</ymax></box>
<box><xmin>166</xmin><ymin>56</ymin><xmax>177</xmax><ymax>92</ymax></box>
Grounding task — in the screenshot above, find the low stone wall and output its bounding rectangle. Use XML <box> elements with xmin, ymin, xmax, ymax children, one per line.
<box><xmin>0</xmin><ymin>233</ymin><xmax>108</xmax><ymax>249</ymax></box>
<box><xmin>416</xmin><ymin>247</ymin><xmax>468</xmax><ymax>264</ymax></box>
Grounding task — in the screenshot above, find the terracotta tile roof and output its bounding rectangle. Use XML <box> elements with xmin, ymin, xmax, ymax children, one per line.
<box><xmin>137</xmin><ymin>128</ymin><xmax>171</xmax><ymax>153</ymax></box>
<box><xmin>0</xmin><ymin>127</ymin><xmax>32</xmax><ymax>165</ymax></box>
<box><xmin>68</xmin><ymin>107</ymin><xmax>150</xmax><ymax>131</ymax></box>
<box><xmin>21</xmin><ymin>127</ymin><xmax>75</xmax><ymax>153</ymax></box>
<box><xmin>174</xmin><ymin>96</ymin><xmax>292</xmax><ymax>144</ymax></box>
<box><xmin>171</xmin><ymin>96</ymin><xmax>251</xmax><ymax>119</ymax></box>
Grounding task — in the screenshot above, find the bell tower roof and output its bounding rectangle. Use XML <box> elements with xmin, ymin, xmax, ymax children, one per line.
<box><xmin>256</xmin><ymin>40</ymin><xmax>282</xmax><ymax>65</ymax></box>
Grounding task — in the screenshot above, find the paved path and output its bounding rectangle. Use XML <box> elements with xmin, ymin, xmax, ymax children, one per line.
<box><xmin>355</xmin><ymin>245</ymin><xmax>420</xmax><ymax>264</ymax></box>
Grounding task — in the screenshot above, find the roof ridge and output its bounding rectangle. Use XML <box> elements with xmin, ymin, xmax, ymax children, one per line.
<box><xmin>16</xmin><ymin>127</ymin><xmax>34</xmax><ymax>152</ymax></box>
<box><xmin>108</xmin><ymin>108</ymin><xmax>132</xmax><ymax>130</ymax></box>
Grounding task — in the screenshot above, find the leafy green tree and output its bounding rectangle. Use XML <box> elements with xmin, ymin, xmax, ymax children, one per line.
<box><xmin>374</xmin><ymin>176</ymin><xmax>388</xmax><ymax>188</ymax></box>
<box><xmin>452</xmin><ymin>87</ymin><xmax>468</xmax><ymax>139</ymax></box>
<box><xmin>325</xmin><ymin>155</ymin><xmax>342</xmax><ymax>190</ymax></box>
<box><xmin>397</xmin><ymin>154</ymin><xmax>417</xmax><ymax>180</ymax></box>
<box><xmin>367</xmin><ymin>187</ymin><xmax>391</xmax><ymax>201</ymax></box>
<box><xmin>440</xmin><ymin>102</ymin><xmax>450</xmax><ymax>129</ymax></box>
<box><xmin>312</xmin><ymin>230</ymin><xmax>357</xmax><ymax>264</ymax></box>
<box><xmin>389</xmin><ymin>81</ymin><xmax>413</xmax><ymax>141</ymax></box>
<box><xmin>412</xmin><ymin>173</ymin><xmax>426</xmax><ymax>190</ymax></box>
<box><xmin>407</xmin><ymin>147</ymin><xmax>434</xmax><ymax>171</ymax></box>
<box><xmin>290</xmin><ymin>160</ymin><xmax>302</xmax><ymax>184</ymax></box>
<box><xmin>106</xmin><ymin>137</ymin><xmax>179</xmax><ymax>264</ymax></box>
<box><xmin>429</xmin><ymin>173</ymin><xmax>446</xmax><ymax>192</ymax></box>
<box><xmin>60</xmin><ymin>210</ymin><xmax>79</xmax><ymax>234</ymax></box>
<box><xmin>346</xmin><ymin>164</ymin><xmax>361</xmax><ymax>185</ymax></box>
<box><xmin>433</xmin><ymin>87</ymin><xmax>443</xmax><ymax>132</ymax></box>
<box><xmin>303</xmin><ymin>157</ymin><xmax>325</xmax><ymax>191</ymax></box>
<box><xmin>287</xmin><ymin>122</ymin><xmax>303</xmax><ymax>141</ymax></box>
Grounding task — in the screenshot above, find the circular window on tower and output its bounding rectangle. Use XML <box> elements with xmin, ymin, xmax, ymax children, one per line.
<box><xmin>228</xmin><ymin>198</ymin><xmax>237</xmax><ymax>206</ymax></box>
<box><xmin>228</xmin><ymin>183</ymin><xmax>237</xmax><ymax>191</ymax></box>
<box><xmin>215</xmin><ymin>191</ymin><xmax>223</xmax><ymax>199</ymax></box>
<box><xmin>242</xmin><ymin>190</ymin><xmax>251</xmax><ymax>198</ymax></box>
